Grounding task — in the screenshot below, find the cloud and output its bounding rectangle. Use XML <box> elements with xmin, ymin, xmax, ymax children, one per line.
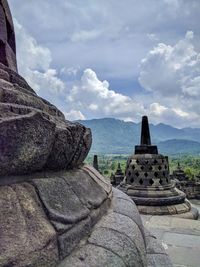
<box><xmin>64</xmin><ymin>110</ymin><xmax>85</xmax><ymax>121</ymax></box>
<box><xmin>138</xmin><ymin>31</ymin><xmax>200</xmax><ymax>127</ymax></box>
<box><xmin>14</xmin><ymin>19</ymin><xmax>65</xmax><ymax>94</ymax></box>
<box><xmin>65</xmin><ymin>68</ymin><xmax>145</xmax><ymax>121</ymax></box>
<box><xmin>71</xmin><ymin>30</ymin><xmax>103</xmax><ymax>42</ymax></box>
<box><xmin>139</xmin><ymin>31</ymin><xmax>200</xmax><ymax>98</ymax></box>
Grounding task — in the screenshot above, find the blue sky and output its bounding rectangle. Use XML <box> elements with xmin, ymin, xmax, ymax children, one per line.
<box><xmin>8</xmin><ymin>0</ymin><xmax>200</xmax><ymax>128</ymax></box>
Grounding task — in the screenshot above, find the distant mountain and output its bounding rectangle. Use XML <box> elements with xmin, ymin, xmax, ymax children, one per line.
<box><xmin>158</xmin><ymin>139</ymin><xmax>200</xmax><ymax>155</ymax></box>
<box><xmin>77</xmin><ymin>118</ymin><xmax>200</xmax><ymax>155</ymax></box>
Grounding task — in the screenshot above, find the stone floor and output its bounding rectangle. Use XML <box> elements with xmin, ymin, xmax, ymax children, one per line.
<box><xmin>142</xmin><ymin>202</ymin><xmax>200</xmax><ymax>267</ymax></box>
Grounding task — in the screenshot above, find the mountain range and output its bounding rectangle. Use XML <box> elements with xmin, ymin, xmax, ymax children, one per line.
<box><xmin>77</xmin><ymin>118</ymin><xmax>200</xmax><ymax>155</ymax></box>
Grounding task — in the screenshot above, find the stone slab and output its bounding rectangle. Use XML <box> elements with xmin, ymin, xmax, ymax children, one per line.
<box><xmin>58</xmin><ymin>244</ymin><xmax>126</xmax><ymax>267</ymax></box>
<box><xmin>32</xmin><ymin>177</ymin><xmax>90</xmax><ymax>224</ymax></box>
<box><xmin>95</xmin><ymin>212</ymin><xmax>147</xmax><ymax>265</ymax></box>
<box><xmin>58</xmin><ymin>217</ymin><xmax>92</xmax><ymax>259</ymax></box>
<box><xmin>147</xmin><ymin>254</ymin><xmax>173</xmax><ymax>267</ymax></box>
<box><xmin>0</xmin><ymin>183</ymin><xmax>58</xmax><ymax>267</ymax></box>
<box><xmin>88</xmin><ymin>227</ymin><xmax>145</xmax><ymax>267</ymax></box>
<box><xmin>62</xmin><ymin>169</ymin><xmax>107</xmax><ymax>209</ymax></box>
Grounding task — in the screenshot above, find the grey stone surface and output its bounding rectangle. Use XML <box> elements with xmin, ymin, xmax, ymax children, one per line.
<box><xmin>58</xmin><ymin>244</ymin><xmax>126</xmax><ymax>267</ymax></box>
<box><xmin>0</xmin><ymin>183</ymin><xmax>59</xmax><ymax>267</ymax></box>
<box><xmin>58</xmin><ymin>217</ymin><xmax>92</xmax><ymax>259</ymax></box>
<box><xmin>83</xmin><ymin>165</ymin><xmax>112</xmax><ymax>196</ymax></box>
<box><xmin>147</xmin><ymin>254</ymin><xmax>173</xmax><ymax>267</ymax></box>
<box><xmin>61</xmin><ymin>169</ymin><xmax>107</xmax><ymax>209</ymax></box>
<box><xmin>95</xmin><ymin>212</ymin><xmax>147</xmax><ymax>266</ymax></box>
<box><xmin>88</xmin><ymin>227</ymin><xmax>145</xmax><ymax>267</ymax></box>
<box><xmin>0</xmin><ymin>111</ymin><xmax>56</xmax><ymax>176</ymax></box>
<box><xmin>143</xmin><ymin>213</ymin><xmax>200</xmax><ymax>267</ymax></box>
<box><xmin>32</xmin><ymin>176</ymin><xmax>90</xmax><ymax>224</ymax></box>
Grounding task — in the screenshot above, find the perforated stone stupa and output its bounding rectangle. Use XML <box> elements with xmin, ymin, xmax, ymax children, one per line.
<box><xmin>120</xmin><ymin>116</ymin><xmax>198</xmax><ymax>219</ymax></box>
<box><xmin>111</xmin><ymin>163</ymin><xmax>124</xmax><ymax>186</ymax></box>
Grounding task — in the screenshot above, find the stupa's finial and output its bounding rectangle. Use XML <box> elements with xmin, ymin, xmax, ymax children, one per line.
<box><xmin>117</xmin><ymin>162</ymin><xmax>121</xmax><ymax>170</ymax></box>
<box><xmin>135</xmin><ymin>116</ymin><xmax>158</xmax><ymax>154</ymax></box>
<box><xmin>93</xmin><ymin>155</ymin><xmax>99</xmax><ymax>171</ymax></box>
<box><xmin>140</xmin><ymin>116</ymin><xmax>151</xmax><ymax>145</ymax></box>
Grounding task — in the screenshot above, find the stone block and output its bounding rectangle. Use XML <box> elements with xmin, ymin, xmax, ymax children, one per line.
<box><xmin>32</xmin><ymin>177</ymin><xmax>90</xmax><ymax>224</ymax></box>
<box><xmin>62</xmin><ymin>169</ymin><xmax>107</xmax><ymax>209</ymax></box>
<box><xmin>95</xmin><ymin>212</ymin><xmax>147</xmax><ymax>266</ymax></box>
<box><xmin>58</xmin><ymin>244</ymin><xmax>126</xmax><ymax>267</ymax></box>
<box><xmin>58</xmin><ymin>217</ymin><xmax>92</xmax><ymax>259</ymax></box>
<box><xmin>88</xmin><ymin>227</ymin><xmax>145</xmax><ymax>267</ymax></box>
<box><xmin>0</xmin><ymin>183</ymin><xmax>59</xmax><ymax>267</ymax></box>
<box><xmin>0</xmin><ymin>111</ymin><xmax>56</xmax><ymax>176</ymax></box>
<box><xmin>83</xmin><ymin>165</ymin><xmax>112</xmax><ymax>196</ymax></box>
<box><xmin>147</xmin><ymin>254</ymin><xmax>173</xmax><ymax>267</ymax></box>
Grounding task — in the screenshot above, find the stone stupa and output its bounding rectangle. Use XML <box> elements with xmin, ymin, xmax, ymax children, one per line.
<box><xmin>0</xmin><ymin>2</ymin><xmax>174</xmax><ymax>266</ymax></box>
<box><xmin>120</xmin><ymin>116</ymin><xmax>198</xmax><ymax>219</ymax></box>
<box><xmin>111</xmin><ymin>163</ymin><xmax>124</xmax><ymax>186</ymax></box>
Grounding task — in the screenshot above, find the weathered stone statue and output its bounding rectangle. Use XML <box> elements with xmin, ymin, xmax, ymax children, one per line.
<box><xmin>0</xmin><ymin>0</ymin><xmax>92</xmax><ymax>176</ymax></box>
<box><xmin>119</xmin><ymin>116</ymin><xmax>199</xmax><ymax>219</ymax></box>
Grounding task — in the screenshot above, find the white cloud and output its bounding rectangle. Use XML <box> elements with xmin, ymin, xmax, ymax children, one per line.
<box><xmin>139</xmin><ymin>31</ymin><xmax>200</xmax><ymax>98</ymax></box>
<box><xmin>65</xmin><ymin>68</ymin><xmax>145</xmax><ymax>121</ymax></box>
<box><xmin>138</xmin><ymin>31</ymin><xmax>200</xmax><ymax>127</ymax></box>
<box><xmin>71</xmin><ymin>30</ymin><xmax>103</xmax><ymax>42</ymax></box>
<box><xmin>14</xmin><ymin>19</ymin><xmax>65</xmax><ymax>94</ymax></box>
<box><xmin>147</xmin><ymin>102</ymin><xmax>200</xmax><ymax>128</ymax></box>
<box><xmin>64</xmin><ymin>110</ymin><xmax>85</xmax><ymax>121</ymax></box>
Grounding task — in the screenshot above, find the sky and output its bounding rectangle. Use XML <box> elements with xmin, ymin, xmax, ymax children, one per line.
<box><xmin>8</xmin><ymin>0</ymin><xmax>200</xmax><ymax>128</ymax></box>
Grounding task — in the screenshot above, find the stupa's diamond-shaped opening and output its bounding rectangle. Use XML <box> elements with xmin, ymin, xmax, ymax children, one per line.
<box><xmin>135</xmin><ymin>171</ymin><xmax>140</xmax><ymax>177</ymax></box>
<box><xmin>154</xmin><ymin>172</ymin><xmax>158</xmax><ymax>178</ymax></box>
<box><xmin>149</xmin><ymin>166</ymin><xmax>153</xmax><ymax>171</ymax></box>
<box><xmin>144</xmin><ymin>172</ymin><xmax>148</xmax><ymax>177</ymax></box>
<box><xmin>149</xmin><ymin>179</ymin><xmax>154</xmax><ymax>185</ymax></box>
<box><xmin>158</xmin><ymin>165</ymin><xmax>162</xmax><ymax>170</ymax></box>
<box><xmin>141</xmin><ymin>166</ymin><xmax>144</xmax><ymax>170</ymax></box>
<box><xmin>139</xmin><ymin>178</ymin><xmax>143</xmax><ymax>185</ymax></box>
<box><xmin>159</xmin><ymin>179</ymin><xmax>163</xmax><ymax>185</ymax></box>
<box><xmin>132</xmin><ymin>165</ymin><xmax>135</xmax><ymax>170</ymax></box>
<box><xmin>130</xmin><ymin>178</ymin><xmax>134</xmax><ymax>183</ymax></box>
